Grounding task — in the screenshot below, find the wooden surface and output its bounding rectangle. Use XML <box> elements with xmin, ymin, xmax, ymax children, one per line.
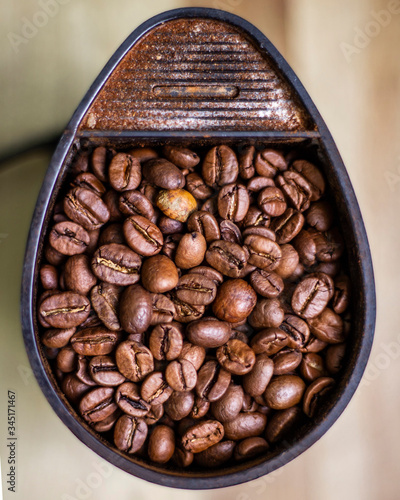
<box><xmin>1</xmin><ymin>1</ymin><xmax>400</xmax><ymax>499</ymax></box>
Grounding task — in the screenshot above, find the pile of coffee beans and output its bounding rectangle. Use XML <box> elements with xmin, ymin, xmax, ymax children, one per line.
<box><xmin>38</xmin><ymin>144</ymin><xmax>350</xmax><ymax>468</ymax></box>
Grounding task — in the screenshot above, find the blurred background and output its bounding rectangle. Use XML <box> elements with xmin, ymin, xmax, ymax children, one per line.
<box><xmin>1</xmin><ymin>1</ymin><xmax>400</xmax><ymax>499</ymax></box>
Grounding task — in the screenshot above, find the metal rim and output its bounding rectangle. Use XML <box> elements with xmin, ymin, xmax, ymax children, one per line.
<box><xmin>21</xmin><ymin>7</ymin><xmax>376</xmax><ymax>489</ymax></box>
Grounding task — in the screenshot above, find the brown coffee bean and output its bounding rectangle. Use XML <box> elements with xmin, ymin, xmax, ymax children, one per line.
<box><xmin>118</xmin><ymin>189</ymin><xmax>157</xmax><ymax>222</ymax></box>
<box><xmin>255</xmin><ymin>149</ymin><xmax>287</xmax><ymax>177</ymax></box>
<box><xmin>150</xmin><ymin>294</ymin><xmax>176</xmax><ymax>326</ymax></box>
<box><xmin>305</xmin><ymin>200</ymin><xmax>334</xmax><ymax>231</ymax></box>
<box><xmin>196</xmin><ymin>361</ymin><xmax>231</xmax><ymax>402</ymax></box>
<box><xmin>165</xmin><ymin>359</ymin><xmax>197</xmax><ymax>392</ymax></box>
<box><xmin>63</xmin><ymin>254</ymin><xmax>96</xmax><ymax>295</ymax></box>
<box><xmin>49</xmin><ymin>221</ymin><xmax>90</xmax><ymax>256</ymax></box>
<box><xmin>249</xmin><ymin>298</ymin><xmax>284</xmax><ymax>329</ymax></box>
<box><xmin>206</xmin><ymin>240</ymin><xmax>249</xmax><ymax>278</ymax></box>
<box><xmin>93</xmin><ymin>410</ymin><xmax>121</xmax><ymax>433</ymax></box>
<box><xmin>72</xmin><ymin>172</ymin><xmax>106</xmax><ymax>196</ymax></box>
<box><xmin>274</xmin><ymin>244</ymin><xmax>299</xmax><ymax>279</ymax></box>
<box><xmin>114</xmin><ymin>414</ymin><xmax>148</xmax><ymax>453</ymax></box>
<box><xmin>210</xmin><ymin>384</ymin><xmax>244</xmax><ymax>422</ymax></box>
<box><xmin>194</xmin><ymin>440</ymin><xmax>235</xmax><ymax>467</ymax></box>
<box><xmin>156</xmin><ymin>189</ymin><xmax>197</xmax><ymax>223</ymax></box>
<box><xmin>40</xmin><ymin>264</ymin><xmax>58</xmax><ymax>290</ymax></box>
<box><xmin>91</xmin><ymin>243</ymin><xmax>141</xmax><ymax>285</ymax></box>
<box><xmin>271</xmin><ymin>208</ymin><xmax>304</xmax><ymax>244</ymax></box>
<box><xmin>291</xmin><ymin>273</ymin><xmax>332</xmax><ymax>319</ymax></box>
<box><xmin>165</xmin><ymin>390</ymin><xmax>195</xmax><ymax>420</ymax></box>
<box><xmin>238</xmin><ymin>145</ymin><xmax>256</xmax><ymax>179</ymax></box>
<box><xmin>326</xmin><ymin>343</ymin><xmax>346</xmax><ymax>374</ymax></box>
<box><xmin>64</xmin><ymin>188</ymin><xmax>110</xmax><ymax>231</ymax></box>
<box><xmin>218</xmin><ymin>183</ymin><xmax>250</xmax><ymax>222</ymax></box>
<box><xmin>141</xmin><ymin>255</ymin><xmax>179</xmax><ymax>294</ymax></box>
<box><xmin>243</xmin><ymin>354</ymin><xmax>274</xmax><ymax>397</ymax></box>
<box><xmin>103</xmin><ymin>190</ymin><xmax>123</xmax><ymax>222</ymax></box>
<box><xmin>115</xmin><ymin>382</ymin><xmax>150</xmax><ymax>416</ymax></box>
<box><xmin>179</xmin><ymin>342</ymin><xmax>206</xmax><ymax>371</ymax></box>
<box><xmin>308</xmin><ymin>308</ymin><xmax>345</xmax><ymax>344</ymax></box>
<box><xmin>71</xmin><ymin>328</ymin><xmax>121</xmax><ymax>356</ymax></box>
<box><xmin>129</xmin><ymin>147</ymin><xmax>158</xmax><ymax>163</ymax></box>
<box><xmin>234</xmin><ymin>437</ymin><xmax>269</xmax><ymax>461</ymax></box>
<box><xmin>108</xmin><ymin>153</ymin><xmax>141</xmax><ymax>192</ymax></box>
<box><xmin>220</xmin><ymin>220</ymin><xmax>243</xmax><ymax>245</ymax></box>
<box><xmin>41</xmin><ymin>327</ymin><xmax>76</xmax><ymax>349</ymax></box>
<box><xmin>244</xmin><ymin>234</ymin><xmax>282</xmax><ymax>271</ymax></box>
<box><xmin>265</xmin><ymin>406</ymin><xmax>302</xmax><ymax>443</ymax></box>
<box><xmin>185</xmin><ymin>173</ymin><xmax>214</xmax><ymax>200</ymax></box>
<box><xmin>39</xmin><ymin>291</ymin><xmax>90</xmax><ymax>328</ymax></box>
<box><xmin>300</xmin><ymin>353</ymin><xmax>326</xmax><ymax>382</ymax></box>
<box><xmin>56</xmin><ymin>345</ymin><xmax>78</xmax><ymax>373</ymax></box>
<box><xmin>257</xmin><ymin>187</ymin><xmax>286</xmax><ymax>217</ymax></box>
<box><xmin>140</xmin><ymin>372</ymin><xmax>173</xmax><ymax>405</ymax></box>
<box><xmin>212</xmin><ymin>278</ymin><xmax>257</xmax><ymax>323</ymax></box>
<box><xmin>123</xmin><ymin>215</ymin><xmax>163</xmax><ymax>257</ymax></box>
<box><xmin>172</xmin><ymin>446</ymin><xmax>194</xmax><ymax>467</ymax></box>
<box><xmin>272</xmin><ymin>348</ymin><xmax>302</xmax><ymax>375</ymax></box>
<box><xmin>119</xmin><ymin>285</ymin><xmax>152</xmax><ymax>335</ymax></box>
<box><xmin>182</xmin><ymin>420</ymin><xmax>225</xmax><ymax>453</ymax></box>
<box><xmin>91</xmin><ymin>146</ymin><xmax>114</xmax><ymax>182</ymax></box>
<box><xmin>250</xmin><ymin>329</ymin><xmax>288</xmax><ymax>356</ymax></box>
<box><xmin>175</xmin><ymin>273</ymin><xmax>216</xmax><ymax>306</ymax></box>
<box><xmin>143</xmin><ymin>158</ymin><xmax>185</xmax><ymax>189</ymax></box>
<box><xmin>158</xmin><ymin>215</ymin><xmax>184</xmax><ymax>235</ymax></box>
<box><xmin>144</xmin><ymin>404</ymin><xmax>164</xmax><ymax>426</ymax></box>
<box><xmin>279</xmin><ymin>315</ymin><xmax>310</xmax><ymax>349</ymax></box>
<box><xmin>188</xmin><ymin>266</ymin><xmax>224</xmax><ymax>286</ymax></box>
<box><xmin>224</xmin><ymin>412</ymin><xmax>267</xmax><ymax>440</ymax></box>
<box><xmin>217</xmin><ymin>339</ymin><xmax>256</xmax><ymax>375</ymax></box>
<box><xmin>250</xmin><ymin>269</ymin><xmax>283</xmax><ymax>299</ymax></box>
<box><xmin>202</xmin><ymin>145</ymin><xmax>238</xmax><ymax>187</ymax></box>
<box><xmin>264</xmin><ymin>375</ymin><xmax>306</xmax><ymax>410</ymax></box>
<box><xmin>98</xmin><ymin>223</ymin><xmax>125</xmax><ymax>247</ymax></box>
<box><xmin>291</xmin><ymin>160</ymin><xmax>325</xmax><ymax>201</ymax></box>
<box><xmin>89</xmin><ymin>356</ymin><xmax>125</xmax><ymax>386</ymax></box>
<box><xmin>175</xmin><ymin>232</ymin><xmax>207</xmax><ymax>269</ymax></box>
<box><xmin>75</xmin><ymin>356</ymin><xmax>97</xmax><ymax>386</ymax></box>
<box><xmin>90</xmin><ymin>283</ymin><xmax>122</xmax><ymax>331</ymax></box>
<box><xmin>187</xmin><ymin>211</ymin><xmax>221</xmax><ymax>242</ymax></box>
<box><xmin>115</xmin><ymin>340</ymin><xmax>154</xmax><ymax>382</ymax></box>
<box><xmin>242</xmin><ymin>205</ymin><xmax>271</xmax><ymax>229</ymax></box>
<box><xmin>168</xmin><ymin>293</ymin><xmax>205</xmax><ymax>323</ymax></box>
<box><xmin>149</xmin><ymin>322</ymin><xmax>183</xmax><ymax>361</ymax></box>
<box><xmin>276</xmin><ymin>171</ymin><xmax>312</xmax><ymax>212</ymax></box>
<box><xmin>162</xmin><ymin>145</ymin><xmax>200</xmax><ymax>169</ymax></box>
<box><xmin>71</xmin><ymin>151</ymin><xmax>89</xmax><ymax>176</ymax></box>
<box><xmin>186</xmin><ymin>319</ymin><xmax>231</xmax><ymax>348</ymax></box>
<box><xmin>62</xmin><ymin>374</ymin><xmax>91</xmax><ymax>405</ymax></box>
<box><xmin>332</xmin><ymin>275</ymin><xmax>350</xmax><ymax>314</ymax></box>
<box><xmin>303</xmin><ymin>377</ymin><xmax>335</xmax><ymax>417</ymax></box>
<box><xmin>79</xmin><ymin>387</ymin><xmax>117</xmax><ymax>423</ymax></box>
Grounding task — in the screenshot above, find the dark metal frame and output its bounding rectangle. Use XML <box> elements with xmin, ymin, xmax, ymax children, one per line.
<box><xmin>21</xmin><ymin>7</ymin><xmax>376</xmax><ymax>490</ymax></box>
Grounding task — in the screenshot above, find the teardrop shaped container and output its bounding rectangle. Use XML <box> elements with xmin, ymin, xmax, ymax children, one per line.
<box><xmin>21</xmin><ymin>8</ymin><xmax>375</xmax><ymax>489</ymax></box>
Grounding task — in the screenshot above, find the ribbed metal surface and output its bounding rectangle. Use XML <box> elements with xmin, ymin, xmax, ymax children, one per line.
<box><xmin>80</xmin><ymin>18</ymin><xmax>314</xmax><ymax>132</ymax></box>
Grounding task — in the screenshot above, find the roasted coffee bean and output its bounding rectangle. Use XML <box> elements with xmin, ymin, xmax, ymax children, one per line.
<box><xmin>89</xmin><ymin>356</ymin><xmax>125</xmax><ymax>386</ymax></box>
<box><xmin>39</xmin><ymin>291</ymin><xmax>90</xmax><ymax>328</ymax></box>
<box><xmin>158</xmin><ymin>215</ymin><xmax>184</xmax><ymax>235</ymax></box>
<box><xmin>64</xmin><ymin>254</ymin><xmax>97</xmax><ymax>295</ymax></box>
<box><xmin>291</xmin><ymin>273</ymin><xmax>333</xmax><ymax>319</ymax></box>
<box><xmin>149</xmin><ymin>322</ymin><xmax>183</xmax><ymax>361</ymax></box>
<box><xmin>223</xmin><ymin>412</ymin><xmax>267</xmax><ymax>441</ymax></box>
<box><xmin>71</xmin><ymin>151</ymin><xmax>89</xmax><ymax>176</ymax></box>
<box><xmin>243</xmin><ymin>353</ymin><xmax>274</xmax><ymax>397</ymax></box>
<box><xmin>250</xmin><ymin>269</ymin><xmax>284</xmax><ymax>299</ymax></box>
<box><xmin>62</xmin><ymin>374</ymin><xmax>91</xmax><ymax>405</ymax></box>
<box><xmin>291</xmin><ymin>160</ymin><xmax>325</xmax><ymax>201</ymax></box>
<box><xmin>250</xmin><ymin>328</ymin><xmax>289</xmax><ymax>355</ymax></box>
<box><xmin>141</xmin><ymin>255</ymin><xmax>179</xmax><ymax>294</ymax></box>
<box><xmin>264</xmin><ymin>375</ymin><xmax>306</xmax><ymax>410</ymax></box>
<box><xmin>272</xmin><ymin>348</ymin><xmax>302</xmax><ymax>375</ymax></box>
<box><xmin>162</xmin><ymin>234</ymin><xmax>182</xmax><ymax>260</ymax></box>
<box><xmin>249</xmin><ymin>298</ymin><xmax>284</xmax><ymax>329</ymax></box>
<box><xmin>325</xmin><ymin>343</ymin><xmax>346</xmax><ymax>374</ymax></box>
<box><xmin>279</xmin><ymin>315</ymin><xmax>310</xmax><ymax>349</ymax></box>
<box><xmin>162</xmin><ymin>145</ymin><xmax>200</xmax><ymax>169</ymax></box>
<box><xmin>188</xmin><ymin>266</ymin><xmax>224</xmax><ymax>286</ymax></box>
<box><xmin>238</xmin><ymin>145</ymin><xmax>256</xmax><ymax>179</ymax></box>
<box><xmin>332</xmin><ymin>275</ymin><xmax>350</xmax><ymax>314</ymax></box>
<box><xmin>175</xmin><ymin>231</ymin><xmax>207</xmax><ymax>269</ymax></box>
<box><xmin>257</xmin><ymin>186</ymin><xmax>286</xmax><ymax>217</ymax></box>
<box><xmin>303</xmin><ymin>377</ymin><xmax>335</xmax><ymax>417</ymax></box>
<box><xmin>196</xmin><ymin>361</ymin><xmax>231</xmax><ymax>402</ymax></box>
<box><xmin>91</xmin><ymin>146</ymin><xmax>114</xmax><ymax>182</ymax></box>
<box><xmin>119</xmin><ymin>285</ymin><xmax>152</xmax><ymax>335</ymax></box>
<box><xmin>255</xmin><ymin>149</ymin><xmax>287</xmax><ymax>177</ymax></box>
<box><xmin>202</xmin><ymin>145</ymin><xmax>238</xmax><ymax>188</ymax></box>
<box><xmin>247</xmin><ymin>176</ymin><xmax>275</xmax><ymax>194</ymax></box>
<box><xmin>98</xmin><ymin>223</ymin><xmax>125</xmax><ymax>247</ymax></box>
<box><xmin>91</xmin><ymin>243</ymin><xmax>141</xmax><ymax>285</ymax></box>
<box><xmin>186</xmin><ymin>173</ymin><xmax>214</xmax><ymax>200</ymax></box>
<box><xmin>114</xmin><ymin>414</ymin><xmax>148</xmax><ymax>453</ymax></box>
<box><xmin>49</xmin><ymin>221</ymin><xmax>90</xmax><ymax>256</ymax></box>
<box><xmin>79</xmin><ymin>387</ymin><xmax>117</xmax><ymax>423</ymax></box>
<box><xmin>175</xmin><ymin>273</ymin><xmax>216</xmax><ymax>306</ymax></box>
<box><xmin>190</xmin><ymin>396</ymin><xmax>210</xmax><ymax>419</ymax></box>
<box><xmin>305</xmin><ymin>200</ymin><xmax>333</xmax><ymax>231</ymax></box>
<box><xmin>115</xmin><ymin>340</ymin><xmax>154</xmax><ymax>382</ymax></box>
<box><xmin>213</xmin><ymin>278</ymin><xmax>257</xmax><ymax>323</ymax></box>
<box><xmin>118</xmin><ymin>189</ymin><xmax>156</xmax><ymax>222</ymax></box>
<box><xmin>143</xmin><ymin>158</ymin><xmax>185</xmax><ymax>189</ymax></box>
<box><xmin>182</xmin><ymin>420</ymin><xmax>225</xmax><ymax>453</ymax></box>
<box><xmin>103</xmin><ymin>190</ymin><xmax>123</xmax><ymax>221</ymax></box>
<box><xmin>40</xmin><ymin>264</ymin><xmax>58</xmax><ymax>290</ymax></box>
<box><xmin>93</xmin><ymin>409</ymin><xmax>121</xmax><ymax>433</ymax></box>
<box><xmin>71</xmin><ymin>328</ymin><xmax>121</xmax><ymax>356</ymax></box>
<box><xmin>186</xmin><ymin>319</ymin><xmax>231</xmax><ymax>348</ymax></box>
<box><xmin>210</xmin><ymin>384</ymin><xmax>244</xmax><ymax>422</ymax></box>
<box><xmin>165</xmin><ymin>359</ymin><xmax>197</xmax><ymax>392</ymax></box>
<box><xmin>300</xmin><ymin>353</ymin><xmax>326</xmax><ymax>382</ymax></box>
<box><xmin>64</xmin><ymin>187</ymin><xmax>110</xmax><ymax>231</ymax></box>
<box><xmin>90</xmin><ymin>283</ymin><xmax>122</xmax><ymax>331</ymax></box>
<box><xmin>187</xmin><ymin>211</ymin><xmax>220</xmax><ymax>242</ymax></box>
<box><xmin>299</xmin><ymin>336</ymin><xmax>328</xmax><ymax>354</ymax></box>
<box><xmin>206</xmin><ymin>240</ymin><xmax>248</xmax><ymax>278</ymax></box>
<box><xmin>76</xmin><ymin>356</ymin><xmax>97</xmax><ymax>386</ymax></box>
<box><xmin>156</xmin><ymin>188</ymin><xmax>197</xmax><ymax>223</ymax></box>
<box><xmin>308</xmin><ymin>308</ymin><xmax>345</xmax><ymax>344</ymax></box>
<box><xmin>242</xmin><ymin>205</ymin><xmax>271</xmax><ymax>229</ymax></box>
<box><xmin>265</xmin><ymin>406</ymin><xmax>302</xmax><ymax>443</ymax></box>
<box><xmin>165</xmin><ymin>390</ymin><xmax>195</xmax><ymax>420</ymax></box>
<box><xmin>129</xmin><ymin>147</ymin><xmax>158</xmax><ymax>163</ymax></box>
<box><xmin>56</xmin><ymin>345</ymin><xmax>78</xmax><ymax>373</ymax></box>
<box><xmin>140</xmin><ymin>371</ymin><xmax>173</xmax><ymax>405</ymax></box>
<box><xmin>242</xmin><ymin>225</ymin><xmax>276</xmax><ymax>241</ymax></box>
<box><xmin>168</xmin><ymin>293</ymin><xmax>205</xmax><ymax>323</ymax></box>
<box><xmin>274</xmin><ymin>244</ymin><xmax>300</xmax><ymax>279</ymax></box>
<box><xmin>179</xmin><ymin>342</ymin><xmax>206</xmax><ymax>371</ymax></box>
<box><xmin>217</xmin><ymin>339</ymin><xmax>256</xmax><ymax>375</ymax></box>
<box><xmin>234</xmin><ymin>437</ymin><xmax>269</xmax><ymax>461</ymax></box>
<box><xmin>123</xmin><ymin>215</ymin><xmax>163</xmax><ymax>257</ymax></box>
<box><xmin>172</xmin><ymin>446</ymin><xmax>194</xmax><ymax>467</ymax></box>
<box><xmin>72</xmin><ymin>172</ymin><xmax>106</xmax><ymax>196</ymax></box>
<box><xmin>41</xmin><ymin>327</ymin><xmax>76</xmax><ymax>348</ymax></box>
<box><xmin>150</xmin><ymin>294</ymin><xmax>176</xmax><ymax>325</ymax></box>
<box><xmin>271</xmin><ymin>208</ymin><xmax>304</xmax><ymax>244</ymax></box>
<box><xmin>115</xmin><ymin>382</ymin><xmax>150</xmax><ymax>416</ymax></box>
<box><xmin>194</xmin><ymin>440</ymin><xmax>235</xmax><ymax>467</ymax></box>
<box><xmin>219</xmin><ymin>220</ymin><xmax>243</xmax><ymax>245</ymax></box>
<box><xmin>218</xmin><ymin>183</ymin><xmax>250</xmax><ymax>222</ymax></box>
<box><xmin>109</xmin><ymin>153</ymin><xmax>141</xmax><ymax>192</ymax></box>
<box><xmin>244</xmin><ymin>234</ymin><xmax>282</xmax><ymax>272</ymax></box>
<box><xmin>276</xmin><ymin>171</ymin><xmax>312</xmax><ymax>212</ymax></box>
<box><xmin>144</xmin><ymin>404</ymin><xmax>164</xmax><ymax>425</ymax></box>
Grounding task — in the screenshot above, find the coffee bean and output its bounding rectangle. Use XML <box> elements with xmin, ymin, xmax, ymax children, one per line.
<box><xmin>210</xmin><ymin>384</ymin><xmax>244</xmax><ymax>422</ymax></box>
<box><xmin>276</xmin><ymin>171</ymin><xmax>312</xmax><ymax>212</ymax></box>
<box><xmin>172</xmin><ymin>446</ymin><xmax>194</xmax><ymax>467</ymax></box>
<box><xmin>175</xmin><ymin>232</ymin><xmax>207</xmax><ymax>269</ymax></box>
<box><xmin>123</xmin><ymin>215</ymin><xmax>163</xmax><ymax>257</ymax></box>
<box><xmin>265</xmin><ymin>406</ymin><xmax>302</xmax><ymax>443</ymax></box>
<box><xmin>244</xmin><ymin>234</ymin><xmax>282</xmax><ymax>271</ymax></box>
<box><xmin>181</xmin><ymin>420</ymin><xmax>224</xmax><ymax>453</ymax></box>
<box><xmin>300</xmin><ymin>353</ymin><xmax>326</xmax><ymax>382</ymax></box>
<box><xmin>64</xmin><ymin>188</ymin><xmax>110</xmax><ymax>231</ymax></box>
<box><xmin>249</xmin><ymin>298</ymin><xmax>284</xmax><ymax>329</ymax></box>
<box><xmin>305</xmin><ymin>200</ymin><xmax>333</xmax><ymax>231</ymax></box>
<box><xmin>325</xmin><ymin>343</ymin><xmax>346</xmax><ymax>374</ymax></box>
<box><xmin>255</xmin><ymin>149</ymin><xmax>287</xmax><ymax>178</ymax></box>
<box><xmin>272</xmin><ymin>348</ymin><xmax>302</xmax><ymax>375</ymax></box>
<box><xmin>41</xmin><ymin>327</ymin><xmax>76</xmax><ymax>349</ymax></box>
<box><xmin>158</xmin><ymin>215</ymin><xmax>184</xmax><ymax>235</ymax></box>
<box><xmin>144</xmin><ymin>404</ymin><xmax>164</xmax><ymax>426</ymax></box>
<box><xmin>162</xmin><ymin>145</ymin><xmax>200</xmax><ymax>169</ymax></box>
<box><xmin>129</xmin><ymin>147</ymin><xmax>158</xmax><ymax>163</ymax></box>
<box><xmin>150</xmin><ymin>294</ymin><xmax>176</xmax><ymax>325</ymax></box>
<box><xmin>234</xmin><ymin>437</ymin><xmax>269</xmax><ymax>461</ymax></box>
<box><xmin>39</xmin><ymin>291</ymin><xmax>90</xmax><ymax>328</ymax></box>
<box><xmin>62</xmin><ymin>374</ymin><xmax>91</xmax><ymax>405</ymax></box>
<box><xmin>264</xmin><ymin>375</ymin><xmax>306</xmax><ymax>410</ymax></box>
<box><xmin>250</xmin><ymin>328</ymin><xmax>289</xmax><ymax>355</ymax></box>
<box><xmin>250</xmin><ymin>269</ymin><xmax>283</xmax><ymax>299</ymax></box>
<box><xmin>119</xmin><ymin>285</ymin><xmax>152</xmax><ymax>335</ymax></box>
<box><xmin>115</xmin><ymin>382</ymin><xmax>150</xmax><ymax>416</ymax></box>
<box><xmin>40</xmin><ymin>264</ymin><xmax>58</xmax><ymax>290</ymax></box>
<box><xmin>218</xmin><ymin>183</ymin><xmax>250</xmax><ymax>222</ymax></box>
<box><xmin>115</xmin><ymin>340</ymin><xmax>154</xmax><ymax>382</ymax></box>
<box><xmin>238</xmin><ymin>145</ymin><xmax>256</xmax><ymax>179</ymax></box>
<box><xmin>156</xmin><ymin>189</ymin><xmax>197</xmax><ymax>223</ymax></box>
<box><xmin>190</xmin><ymin>396</ymin><xmax>210</xmax><ymax>419</ymax></box>
<box><xmin>179</xmin><ymin>342</ymin><xmax>206</xmax><ymax>371</ymax></box>
<box><xmin>243</xmin><ymin>354</ymin><xmax>274</xmax><ymax>397</ymax></box>
<box><xmin>258</xmin><ymin>186</ymin><xmax>286</xmax><ymax>217</ymax></box>
<box><xmin>185</xmin><ymin>173</ymin><xmax>214</xmax><ymax>200</ymax></box>
<box><xmin>143</xmin><ymin>158</ymin><xmax>185</xmax><ymax>189</ymax></box>
<box><xmin>168</xmin><ymin>293</ymin><xmax>205</xmax><ymax>323</ymax></box>
<box><xmin>196</xmin><ymin>360</ymin><xmax>231</xmax><ymax>402</ymax></box>
<box><xmin>140</xmin><ymin>371</ymin><xmax>173</xmax><ymax>405</ymax></box>
<box><xmin>114</xmin><ymin>414</ymin><xmax>148</xmax><ymax>453</ymax></box>
<box><xmin>308</xmin><ymin>308</ymin><xmax>345</xmax><ymax>344</ymax></box>
<box><xmin>64</xmin><ymin>254</ymin><xmax>97</xmax><ymax>295</ymax></box>
<box><xmin>109</xmin><ymin>153</ymin><xmax>141</xmax><ymax>192</ymax></box>
<box><xmin>175</xmin><ymin>273</ymin><xmax>216</xmax><ymax>306</ymax></box>
<box><xmin>118</xmin><ymin>189</ymin><xmax>157</xmax><ymax>222</ymax></box>
<box><xmin>223</xmin><ymin>412</ymin><xmax>267</xmax><ymax>440</ymax></box>
<box><xmin>202</xmin><ymin>145</ymin><xmax>238</xmax><ymax>187</ymax></box>
<box><xmin>141</xmin><ymin>255</ymin><xmax>179</xmax><ymax>294</ymax></box>
<box><xmin>72</xmin><ymin>172</ymin><xmax>106</xmax><ymax>196</ymax></box>
<box><xmin>90</xmin><ymin>283</ymin><xmax>122</xmax><ymax>331</ymax></box>
<box><xmin>186</xmin><ymin>319</ymin><xmax>231</xmax><ymax>348</ymax></box>
<box><xmin>89</xmin><ymin>356</ymin><xmax>125</xmax><ymax>386</ymax></box>
<box><xmin>76</xmin><ymin>356</ymin><xmax>97</xmax><ymax>386</ymax></box>
<box><xmin>291</xmin><ymin>160</ymin><xmax>325</xmax><ymax>201</ymax></box>
<box><xmin>332</xmin><ymin>275</ymin><xmax>350</xmax><ymax>314</ymax></box>
<box><xmin>271</xmin><ymin>208</ymin><xmax>304</xmax><ymax>244</ymax></box>
<box><xmin>279</xmin><ymin>314</ymin><xmax>310</xmax><ymax>349</ymax></box>
<box><xmin>219</xmin><ymin>220</ymin><xmax>243</xmax><ymax>245</ymax></box>
<box><xmin>187</xmin><ymin>211</ymin><xmax>221</xmax><ymax>243</ymax></box>
<box><xmin>164</xmin><ymin>390</ymin><xmax>195</xmax><ymax>420</ymax></box>
<box><xmin>91</xmin><ymin>243</ymin><xmax>141</xmax><ymax>285</ymax></box>
<box><xmin>56</xmin><ymin>346</ymin><xmax>78</xmax><ymax>373</ymax></box>
<box><xmin>194</xmin><ymin>440</ymin><xmax>235</xmax><ymax>467</ymax></box>
<box><xmin>149</xmin><ymin>322</ymin><xmax>183</xmax><ymax>361</ymax></box>
<box><xmin>91</xmin><ymin>146</ymin><xmax>114</xmax><ymax>182</ymax></box>
<box><xmin>213</xmin><ymin>278</ymin><xmax>257</xmax><ymax>323</ymax></box>
<box><xmin>93</xmin><ymin>410</ymin><xmax>121</xmax><ymax>433</ymax></box>
<box><xmin>71</xmin><ymin>328</ymin><xmax>121</xmax><ymax>356</ymax></box>
<box><xmin>49</xmin><ymin>221</ymin><xmax>90</xmax><ymax>256</ymax></box>
<box><xmin>206</xmin><ymin>240</ymin><xmax>248</xmax><ymax>278</ymax></box>
<box><xmin>291</xmin><ymin>273</ymin><xmax>333</xmax><ymax>319</ymax></box>
<box><xmin>79</xmin><ymin>387</ymin><xmax>117</xmax><ymax>423</ymax></box>
<box><xmin>216</xmin><ymin>339</ymin><xmax>256</xmax><ymax>375</ymax></box>
<box><xmin>303</xmin><ymin>377</ymin><xmax>335</xmax><ymax>417</ymax></box>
